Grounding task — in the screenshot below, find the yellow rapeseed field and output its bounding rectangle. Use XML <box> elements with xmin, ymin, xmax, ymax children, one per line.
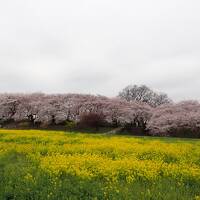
<box><xmin>0</xmin><ymin>129</ymin><xmax>200</xmax><ymax>199</ymax></box>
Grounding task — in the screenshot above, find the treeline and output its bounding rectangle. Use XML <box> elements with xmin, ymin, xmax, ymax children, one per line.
<box><xmin>0</xmin><ymin>85</ymin><xmax>200</xmax><ymax>138</ymax></box>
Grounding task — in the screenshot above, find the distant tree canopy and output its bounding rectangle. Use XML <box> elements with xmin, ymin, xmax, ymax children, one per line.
<box><xmin>0</xmin><ymin>89</ymin><xmax>200</xmax><ymax>138</ymax></box>
<box><xmin>118</xmin><ymin>84</ymin><xmax>172</xmax><ymax>107</ymax></box>
<box><xmin>147</xmin><ymin>100</ymin><xmax>200</xmax><ymax>138</ymax></box>
<box><xmin>0</xmin><ymin>93</ymin><xmax>151</xmax><ymax>131</ymax></box>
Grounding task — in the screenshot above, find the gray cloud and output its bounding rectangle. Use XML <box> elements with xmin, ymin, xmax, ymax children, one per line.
<box><xmin>0</xmin><ymin>0</ymin><xmax>200</xmax><ymax>101</ymax></box>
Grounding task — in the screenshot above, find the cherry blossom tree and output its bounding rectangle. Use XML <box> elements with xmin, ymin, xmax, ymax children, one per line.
<box><xmin>0</xmin><ymin>93</ymin><xmax>152</xmax><ymax>132</ymax></box>
<box><xmin>147</xmin><ymin>100</ymin><xmax>200</xmax><ymax>137</ymax></box>
<box><xmin>0</xmin><ymin>92</ymin><xmax>199</xmax><ymax>138</ymax></box>
<box><xmin>0</xmin><ymin>94</ymin><xmax>20</xmax><ymax>122</ymax></box>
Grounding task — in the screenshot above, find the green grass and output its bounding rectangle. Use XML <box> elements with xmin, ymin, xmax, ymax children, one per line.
<box><xmin>0</xmin><ymin>129</ymin><xmax>200</xmax><ymax>200</ymax></box>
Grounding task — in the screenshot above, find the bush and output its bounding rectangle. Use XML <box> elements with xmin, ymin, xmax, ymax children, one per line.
<box><xmin>17</xmin><ymin>121</ymin><xmax>31</xmax><ymax>128</ymax></box>
<box><xmin>65</xmin><ymin>121</ymin><xmax>77</xmax><ymax>131</ymax></box>
<box><xmin>78</xmin><ymin>113</ymin><xmax>105</xmax><ymax>130</ymax></box>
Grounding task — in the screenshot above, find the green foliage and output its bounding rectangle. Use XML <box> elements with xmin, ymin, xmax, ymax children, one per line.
<box><xmin>65</xmin><ymin>121</ymin><xmax>77</xmax><ymax>131</ymax></box>
<box><xmin>17</xmin><ymin>121</ymin><xmax>31</xmax><ymax>128</ymax></box>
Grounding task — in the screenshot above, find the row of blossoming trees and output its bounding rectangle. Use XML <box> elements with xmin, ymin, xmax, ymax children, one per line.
<box><xmin>0</xmin><ymin>85</ymin><xmax>200</xmax><ymax>137</ymax></box>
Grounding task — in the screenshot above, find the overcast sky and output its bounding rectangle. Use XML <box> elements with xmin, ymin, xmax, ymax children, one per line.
<box><xmin>0</xmin><ymin>0</ymin><xmax>200</xmax><ymax>101</ymax></box>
